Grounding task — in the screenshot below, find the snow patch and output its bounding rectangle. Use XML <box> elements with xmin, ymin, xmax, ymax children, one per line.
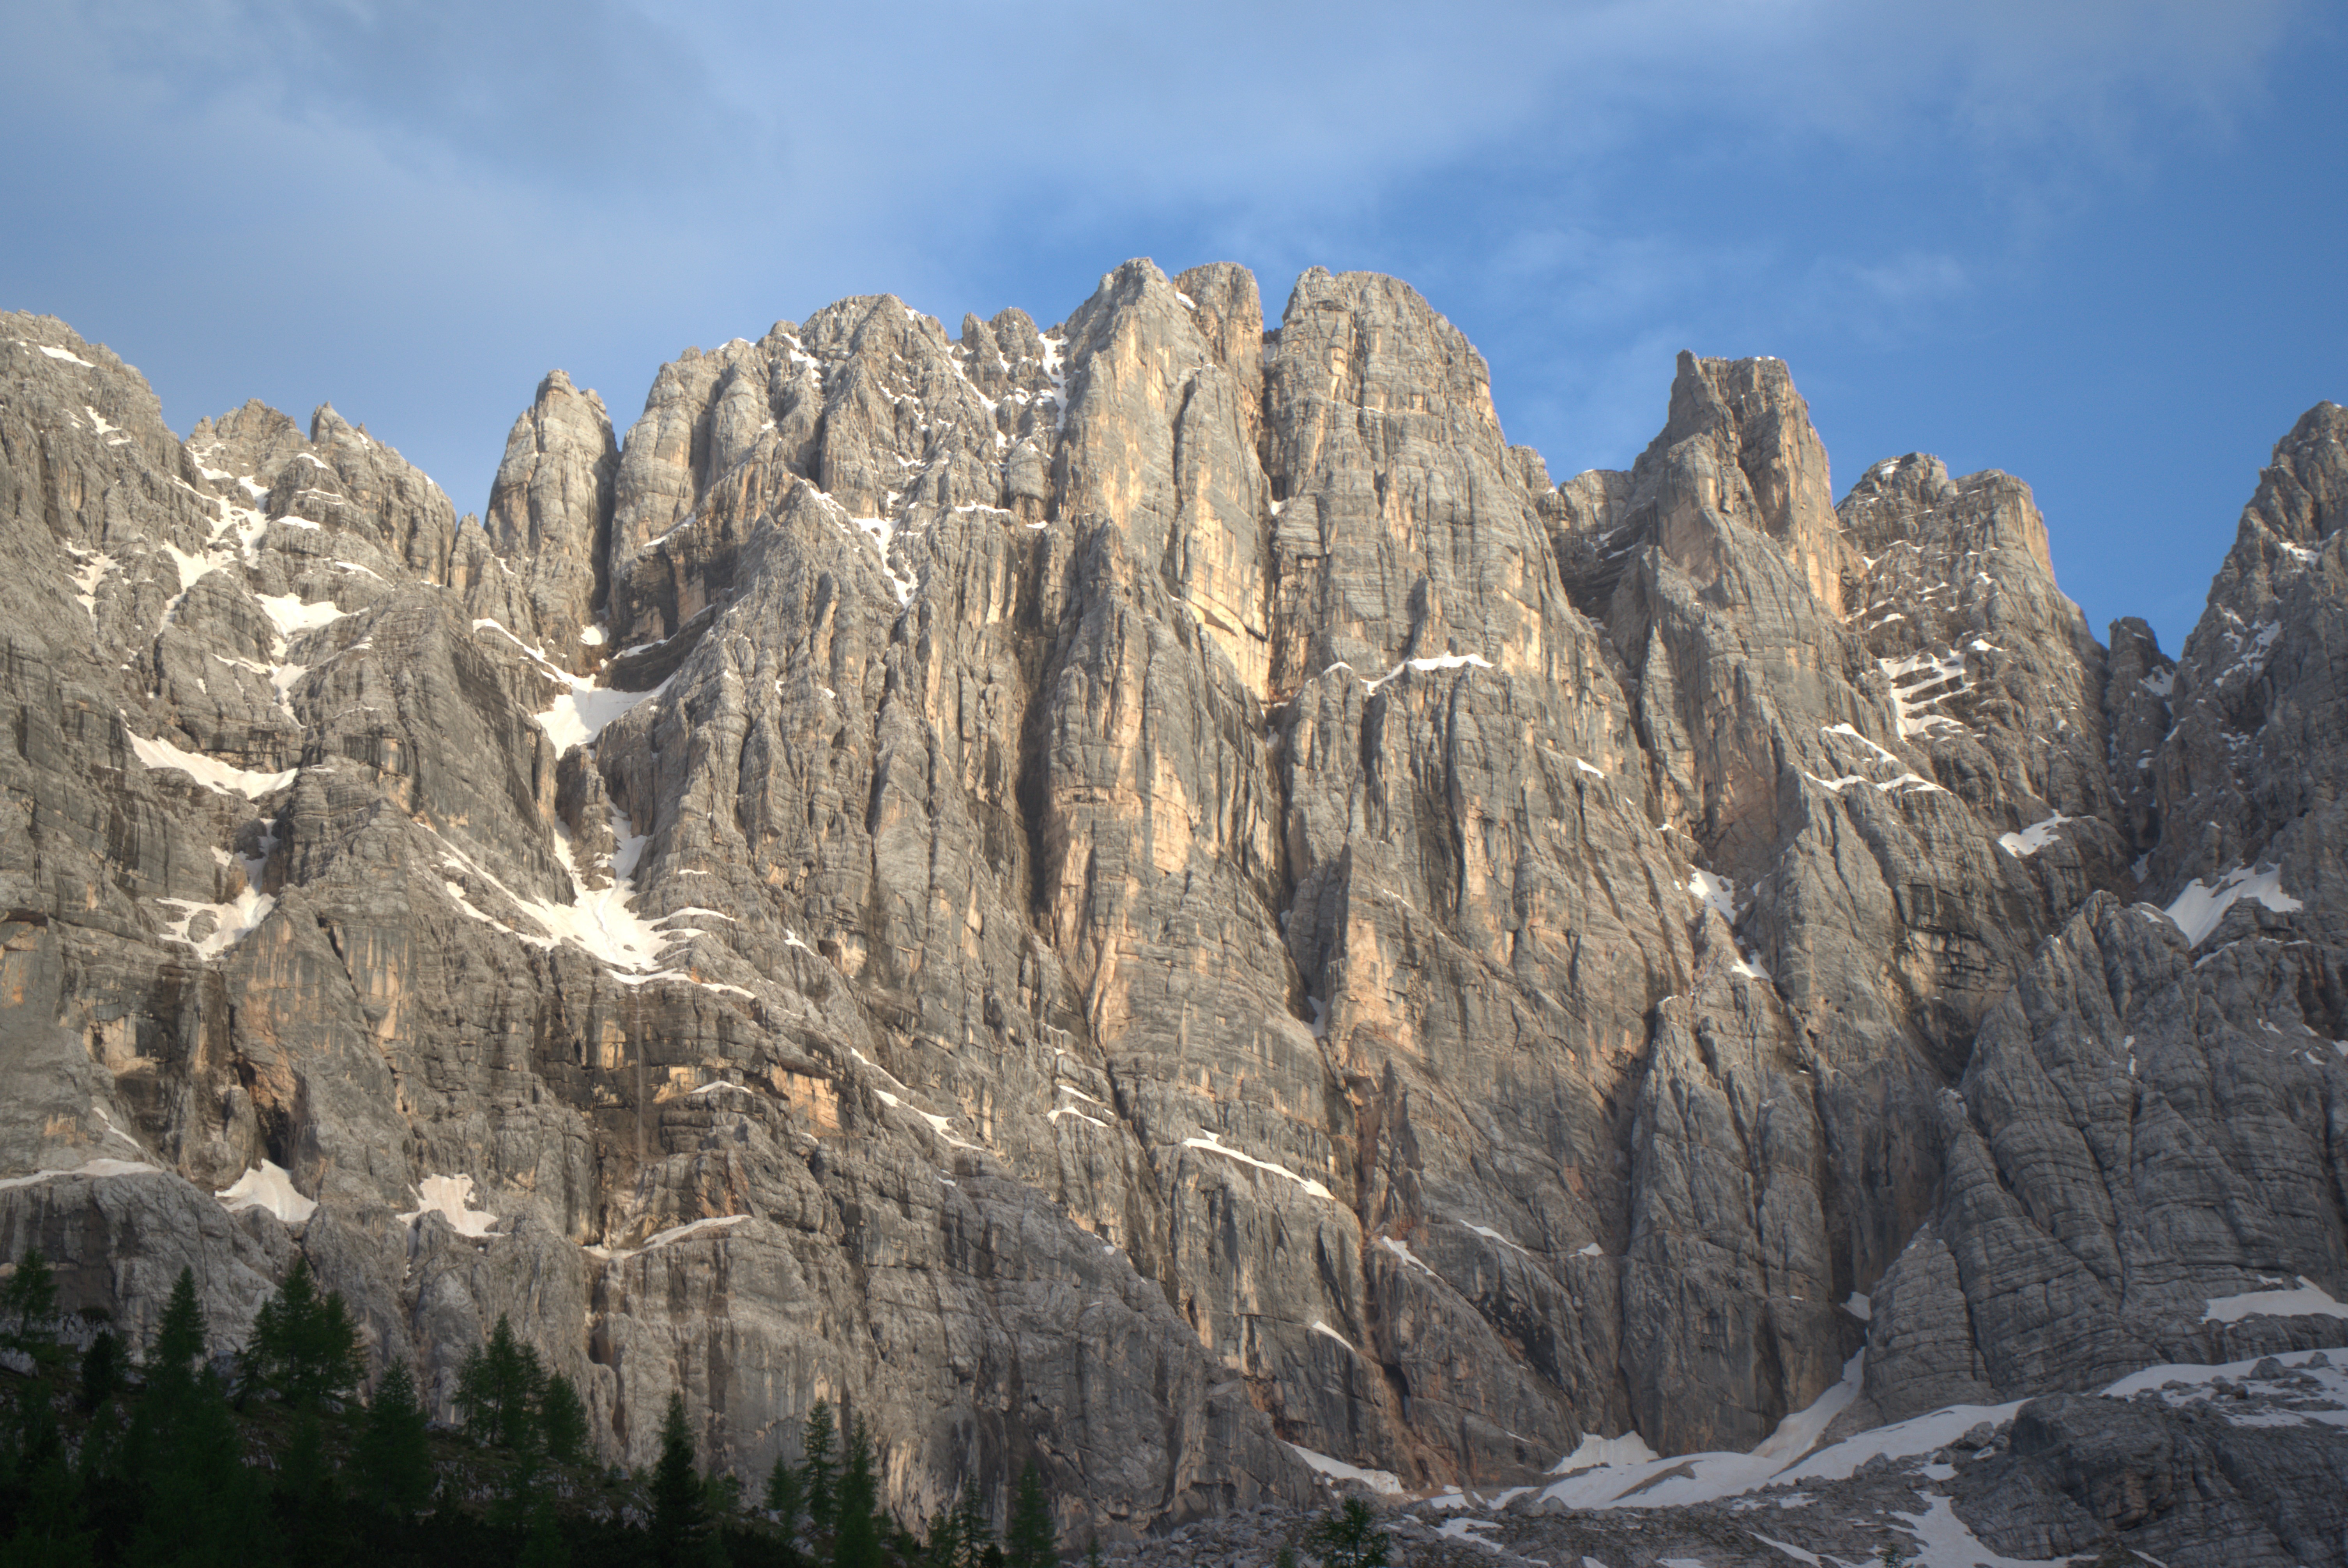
<box><xmin>1379</xmin><ymin>1236</ymin><xmax>1438</xmax><ymax>1277</ymax></box>
<box><xmin>154</xmin><ymin>888</ymin><xmax>275</xmax><ymax>958</ymax></box>
<box><xmin>1182</xmin><ymin>1131</ymin><xmax>1336</xmax><ymax>1201</ymax></box>
<box><xmin>1310</xmin><ymin>1319</ymin><xmax>1358</xmax><ymax>1353</ymax></box>
<box><xmin>1821</xmin><ymin>722</ymin><xmax>1903</xmax><ymax>768</ymax></box>
<box><xmin>529</xmin><ymin>661</ymin><xmax>675</xmax><ymax>754</ymax></box>
<box><xmin>438</xmin><ymin>812</ymin><xmax>680</xmax><ymax>973</ymax></box>
<box><xmin>397</xmin><ymin>1174</ymin><xmax>499</xmax><ymax>1238</ymax></box>
<box><xmin>1465</xmin><ymin>1222</ymin><xmax>1529</xmax><ymax>1254</ymax></box>
<box><xmin>1283</xmin><ymin>1442</ymin><xmax>1404</xmax><ymax>1496</ymax></box>
<box><xmin>0</xmin><ymin>1159</ymin><xmax>163</xmax><ymax>1192</ymax></box>
<box><xmin>35</xmin><ymin>344</ymin><xmax>92</xmax><ymax>367</ymax></box>
<box><xmin>126</xmin><ymin>727</ymin><xmax>296</xmax><ymax>799</ymax></box>
<box><xmin>1362</xmin><ymin>652</ymin><xmax>1494</xmax><ymax>692</ymax></box>
<box><xmin>639</xmin><ymin>1214</ymin><xmax>750</xmax><ymax>1252</ymax></box>
<box><xmin>2201</xmin><ymin>1275</ymin><xmax>2348</xmax><ymax>1323</ymax></box>
<box><xmin>215</xmin><ymin>1160</ymin><xmax>318</xmax><ymax>1224</ymax></box>
<box><xmin>1885</xmin><ymin>1493</ymin><xmax>2056</xmax><ymax>1568</ymax></box>
<box><xmin>2163</xmin><ymin>864</ymin><xmax>2303</xmax><ymax>947</ymax></box>
<box><xmin>1538</xmin><ymin>1353</ymin><xmax>1869</xmax><ymax>1509</ymax></box>
<box><xmin>1552</xmin><ymin>1432</ymin><xmax>1661</xmax><ymax>1474</ymax></box>
<box><xmin>1688</xmin><ymin>869</ymin><xmax>1737</xmax><ymax>924</ymax></box>
<box><xmin>849</xmin><ymin>514</ymin><xmax>920</xmax><ymax>605</ymax></box>
<box><xmin>1997</xmin><ymin>814</ymin><xmax>2073</xmax><ymax>858</ymax></box>
<box><xmin>254</xmin><ymin>593</ymin><xmax>350</xmax><ymax>639</ymax></box>
<box><xmin>1876</xmin><ymin>651</ymin><xmax>1966</xmax><ymax>736</ymax></box>
<box><xmin>1431</xmin><ymin>1519</ymin><xmax>1504</xmax><ymax>1552</ymax></box>
<box><xmin>67</xmin><ymin>549</ymin><xmax>115</xmax><ymax>614</ymax></box>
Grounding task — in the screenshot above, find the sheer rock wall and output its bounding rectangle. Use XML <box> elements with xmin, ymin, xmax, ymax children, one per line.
<box><xmin>0</xmin><ymin>274</ymin><xmax>2342</xmax><ymax>1536</ymax></box>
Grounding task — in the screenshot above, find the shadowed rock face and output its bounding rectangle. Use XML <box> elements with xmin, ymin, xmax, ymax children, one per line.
<box><xmin>0</xmin><ymin>275</ymin><xmax>2341</xmax><ymax>1538</ymax></box>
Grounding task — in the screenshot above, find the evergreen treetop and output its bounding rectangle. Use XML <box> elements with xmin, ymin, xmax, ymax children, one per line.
<box><xmin>239</xmin><ymin>1257</ymin><xmax>362</xmax><ymax>1408</ymax></box>
<box><xmin>802</xmin><ymin>1398</ymin><xmax>838</xmax><ymax>1534</ymax></box>
<box><xmin>454</xmin><ymin>1312</ymin><xmax>548</xmax><ymax>1450</ymax></box>
<box><xmin>832</xmin><ymin>1416</ymin><xmax>882</xmax><ymax>1568</ymax></box>
<box><xmin>1004</xmin><ymin>1462</ymin><xmax>1056</xmax><ymax>1568</ymax></box>
<box><xmin>1303</xmin><ymin>1499</ymin><xmax>1389</xmax><ymax>1568</ymax></box>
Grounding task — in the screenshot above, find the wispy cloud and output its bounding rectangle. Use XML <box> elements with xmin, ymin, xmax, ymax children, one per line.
<box><xmin>0</xmin><ymin>0</ymin><xmax>2323</xmax><ymax>576</ymax></box>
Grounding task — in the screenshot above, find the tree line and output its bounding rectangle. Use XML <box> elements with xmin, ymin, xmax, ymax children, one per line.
<box><xmin>0</xmin><ymin>1247</ymin><xmax>1079</xmax><ymax>1568</ymax></box>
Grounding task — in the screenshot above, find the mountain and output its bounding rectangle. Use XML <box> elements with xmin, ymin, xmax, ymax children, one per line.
<box><xmin>1</xmin><ymin>258</ymin><xmax>2344</xmax><ymax>1557</ymax></box>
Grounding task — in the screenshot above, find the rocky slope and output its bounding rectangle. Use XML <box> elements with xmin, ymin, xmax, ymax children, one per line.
<box><xmin>0</xmin><ymin>260</ymin><xmax>2343</xmax><ymax>1553</ymax></box>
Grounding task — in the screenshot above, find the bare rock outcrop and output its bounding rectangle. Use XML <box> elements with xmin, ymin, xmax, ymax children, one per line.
<box><xmin>0</xmin><ymin>277</ymin><xmax>2343</xmax><ymax>1554</ymax></box>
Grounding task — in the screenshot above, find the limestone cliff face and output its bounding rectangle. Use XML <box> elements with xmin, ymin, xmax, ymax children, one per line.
<box><xmin>0</xmin><ymin>275</ymin><xmax>2342</xmax><ymax>1537</ymax></box>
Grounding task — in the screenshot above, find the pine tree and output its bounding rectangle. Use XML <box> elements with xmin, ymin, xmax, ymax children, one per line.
<box><xmin>831</xmin><ymin>1418</ymin><xmax>880</xmax><ymax>1568</ymax></box>
<box><xmin>454</xmin><ymin>1313</ymin><xmax>548</xmax><ymax>1449</ymax></box>
<box><xmin>0</xmin><ymin>1246</ymin><xmax>59</xmax><ymax>1367</ymax></box>
<box><xmin>148</xmin><ymin>1267</ymin><xmax>207</xmax><ymax>1386</ymax></box>
<box><xmin>1003</xmin><ymin>1462</ymin><xmax>1056</xmax><ymax>1568</ymax></box>
<box><xmin>766</xmin><ymin>1452</ymin><xmax>805</xmax><ymax>1534</ymax></box>
<box><xmin>540</xmin><ymin>1370</ymin><xmax>589</xmax><ymax>1465</ymax></box>
<box><xmin>519</xmin><ymin>1493</ymin><xmax>572</xmax><ymax>1568</ymax></box>
<box><xmin>355</xmin><ymin>1362</ymin><xmax>434</xmax><ymax>1517</ymax></box>
<box><xmin>124</xmin><ymin>1270</ymin><xmax>274</xmax><ymax>1568</ymax></box>
<box><xmin>1303</xmin><ymin>1500</ymin><xmax>1388</xmax><ymax>1568</ymax></box>
<box><xmin>519</xmin><ymin>1493</ymin><xmax>573</xmax><ymax>1568</ymax></box>
<box><xmin>75</xmin><ymin>1330</ymin><xmax>121</xmax><ymax>1415</ymax></box>
<box><xmin>923</xmin><ymin>1505</ymin><xmax>962</xmax><ymax>1568</ymax></box>
<box><xmin>239</xmin><ymin>1257</ymin><xmax>363</xmax><ymax>1407</ymax></box>
<box><xmin>4</xmin><ymin>1383</ymin><xmax>92</xmax><ymax>1568</ymax></box>
<box><xmin>651</xmin><ymin>1392</ymin><xmax>714</xmax><ymax>1568</ymax></box>
<box><xmin>953</xmin><ymin>1479</ymin><xmax>990</xmax><ymax>1568</ymax></box>
<box><xmin>801</xmin><ymin>1400</ymin><xmax>838</xmax><ymax>1536</ymax></box>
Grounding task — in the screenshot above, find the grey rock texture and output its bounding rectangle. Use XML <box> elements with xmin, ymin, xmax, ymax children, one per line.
<box><xmin>1956</xmin><ymin>1392</ymin><xmax>2348</xmax><ymax>1566</ymax></box>
<box><xmin>0</xmin><ymin>275</ymin><xmax>2343</xmax><ymax>1555</ymax></box>
<box><xmin>479</xmin><ymin>368</ymin><xmax>619</xmax><ymax>673</ymax></box>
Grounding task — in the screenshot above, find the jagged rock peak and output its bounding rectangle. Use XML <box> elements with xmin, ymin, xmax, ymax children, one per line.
<box><xmin>481</xmin><ymin>366</ymin><xmax>619</xmax><ymax>671</ymax></box>
<box><xmin>1840</xmin><ymin>452</ymin><xmax>2057</xmax><ymax>577</ymax></box>
<box><xmin>1642</xmin><ymin>349</ymin><xmax>1851</xmax><ymax>615</ymax></box>
<box><xmin>0</xmin><ymin>283</ymin><xmax>2344</xmax><ymax>1563</ymax></box>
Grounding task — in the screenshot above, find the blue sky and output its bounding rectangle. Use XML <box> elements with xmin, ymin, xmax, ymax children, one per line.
<box><xmin>5</xmin><ymin>1</ymin><xmax>2341</xmax><ymax>650</ymax></box>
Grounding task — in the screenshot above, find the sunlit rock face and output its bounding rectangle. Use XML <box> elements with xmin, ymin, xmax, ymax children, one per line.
<box><xmin>0</xmin><ymin>269</ymin><xmax>2343</xmax><ymax>1539</ymax></box>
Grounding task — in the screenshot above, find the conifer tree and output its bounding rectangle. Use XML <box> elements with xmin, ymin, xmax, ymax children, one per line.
<box><xmin>355</xmin><ymin>1362</ymin><xmax>434</xmax><ymax>1517</ymax></box>
<box><xmin>953</xmin><ymin>1478</ymin><xmax>991</xmax><ymax>1568</ymax></box>
<box><xmin>126</xmin><ymin>1268</ymin><xmax>274</xmax><ymax>1568</ymax></box>
<box><xmin>801</xmin><ymin>1400</ymin><xmax>838</xmax><ymax>1536</ymax></box>
<box><xmin>1303</xmin><ymin>1500</ymin><xmax>1388</xmax><ymax>1568</ymax></box>
<box><xmin>0</xmin><ymin>1246</ymin><xmax>58</xmax><ymax>1367</ymax></box>
<box><xmin>831</xmin><ymin>1417</ymin><xmax>881</xmax><ymax>1568</ymax></box>
<box><xmin>75</xmin><ymin>1329</ymin><xmax>121</xmax><ymax>1415</ymax></box>
<box><xmin>923</xmin><ymin>1504</ymin><xmax>962</xmax><ymax>1568</ymax></box>
<box><xmin>540</xmin><ymin>1370</ymin><xmax>589</xmax><ymax>1465</ymax></box>
<box><xmin>766</xmin><ymin>1451</ymin><xmax>806</xmax><ymax>1535</ymax></box>
<box><xmin>1003</xmin><ymin>1463</ymin><xmax>1056</xmax><ymax>1568</ymax></box>
<box><xmin>651</xmin><ymin>1392</ymin><xmax>716</xmax><ymax>1567</ymax></box>
<box><xmin>3</xmin><ymin>1384</ymin><xmax>91</xmax><ymax>1568</ymax></box>
<box><xmin>148</xmin><ymin>1267</ymin><xmax>207</xmax><ymax>1386</ymax></box>
<box><xmin>519</xmin><ymin>1493</ymin><xmax>572</xmax><ymax>1568</ymax></box>
<box><xmin>454</xmin><ymin>1313</ymin><xmax>548</xmax><ymax>1449</ymax></box>
<box><xmin>239</xmin><ymin>1257</ymin><xmax>362</xmax><ymax>1407</ymax></box>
